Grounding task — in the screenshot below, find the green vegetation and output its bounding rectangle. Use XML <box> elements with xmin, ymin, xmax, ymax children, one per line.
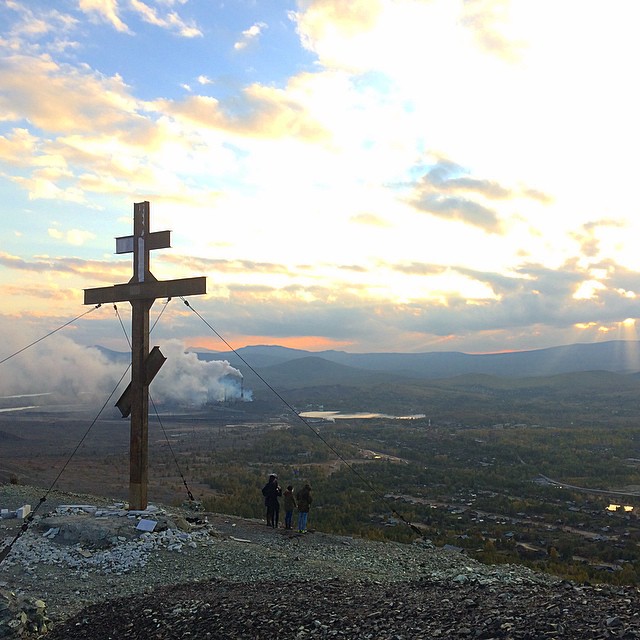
<box><xmin>5</xmin><ymin>366</ymin><xmax>640</xmax><ymax>587</ymax></box>
<box><xmin>187</xmin><ymin>417</ymin><xmax>640</xmax><ymax>586</ymax></box>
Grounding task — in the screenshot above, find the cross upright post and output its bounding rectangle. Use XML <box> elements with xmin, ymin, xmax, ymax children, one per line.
<box><xmin>84</xmin><ymin>201</ymin><xmax>206</xmax><ymax>510</ymax></box>
<box><xmin>130</xmin><ymin>202</ymin><xmax>152</xmax><ymax>509</ymax></box>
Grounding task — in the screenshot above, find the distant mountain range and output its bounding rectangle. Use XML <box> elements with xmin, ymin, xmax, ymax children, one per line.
<box><xmin>192</xmin><ymin>340</ymin><xmax>640</xmax><ymax>381</ymax></box>
<box><xmin>94</xmin><ymin>340</ymin><xmax>640</xmax><ymax>395</ymax></box>
<box><xmin>94</xmin><ymin>340</ymin><xmax>640</xmax><ymax>419</ymax></box>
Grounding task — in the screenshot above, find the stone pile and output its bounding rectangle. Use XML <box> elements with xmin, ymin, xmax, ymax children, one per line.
<box><xmin>1</xmin><ymin>502</ymin><xmax>211</xmax><ymax>579</ymax></box>
<box><xmin>0</xmin><ymin>506</ymin><xmax>31</xmax><ymax>522</ymax></box>
<box><xmin>0</xmin><ymin>588</ymin><xmax>50</xmax><ymax>639</ymax></box>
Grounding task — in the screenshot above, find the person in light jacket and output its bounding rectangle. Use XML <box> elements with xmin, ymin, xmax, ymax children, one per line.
<box><xmin>283</xmin><ymin>485</ymin><xmax>297</xmax><ymax>530</ymax></box>
<box><xmin>296</xmin><ymin>483</ymin><xmax>312</xmax><ymax>533</ymax></box>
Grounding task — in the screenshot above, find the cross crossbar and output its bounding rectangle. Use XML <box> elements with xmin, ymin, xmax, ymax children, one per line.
<box><xmin>116</xmin><ymin>230</ymin><xmax>171</xmax><ymax>255</ymax></box>
<box><xmin>84</xmin><ymin>276</ymin><xmax>206</xmax><ymax>304</ymax></box>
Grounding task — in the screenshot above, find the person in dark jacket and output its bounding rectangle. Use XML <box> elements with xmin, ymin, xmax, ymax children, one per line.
<box><xmin>261</xmin><ymin>473</ymin><xmax>282</xmax><ymax>528</ymax></box>
<box><xmin>296</xmin><ymin>483</ymin><xmax>312</xmax><ymax>533</ymax></box>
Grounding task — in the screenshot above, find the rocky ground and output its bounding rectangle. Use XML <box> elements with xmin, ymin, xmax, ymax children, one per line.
<box><xmin>1</xmin><ymin>484</ymin><xmax>639</xmax><ymax>639</ymax></box>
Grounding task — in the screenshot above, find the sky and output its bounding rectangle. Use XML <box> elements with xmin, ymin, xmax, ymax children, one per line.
<box><xmin>2</xmin><ymin>0</ymin><xmax>640</xmax><ymax>368</ymax></box>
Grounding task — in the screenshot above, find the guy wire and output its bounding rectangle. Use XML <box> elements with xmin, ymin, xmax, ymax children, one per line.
<box><xmin>2</xmin><ymin>298</ymin><xmax>193</xmax><ymax>564</ymax></box>
<box><xmin>180</xmin><ymin>297</ymin><xmax>423</xmax><ymax>536</ymax></box>
<box><xmin>144</xmin><ymin>297</ymin><xmax>196</xmax><ymax>503</ymax></box>
<box><xmin>0</xmin><ymin>304</ymin><xmax>102</xmax><ymax>366</ymax></box>
<box><xmin>0</xmin><ymin>363</ymin><xmax>132</xmax><ymax>566</ymax></box>
<box><xmin>149</xmin><ymin>393</ymin><xmax>196</xmax><ymax>503</ymax></box>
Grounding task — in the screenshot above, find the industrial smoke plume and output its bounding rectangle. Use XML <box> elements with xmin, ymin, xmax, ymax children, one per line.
<box><xmin>151</xmin><ymin>339</ymin><xmax>248</xmax><ymax>406</ymax></box>
<box><xmin>1</xmin><ymin>331</ymin><xmax>248</xmax><ymax>410</ymax></box>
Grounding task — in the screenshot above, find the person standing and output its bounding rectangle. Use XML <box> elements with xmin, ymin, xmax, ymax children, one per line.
<box><xmin>296</xmin><ymin>483</ymin><xmax>312</xmax><ymax>533</ymax></box>
<box><xmin>283</xmin><ymin>485</ymin><xmax>297</xmax><ymax>530</ymax></box>
<box><xmin>261</xmin><ymin>473</ymin><xmax>282</xmax><ymax>528</ymax></box>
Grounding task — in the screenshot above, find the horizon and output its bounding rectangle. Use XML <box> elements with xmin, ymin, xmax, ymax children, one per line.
<box><xmin>3</xmin><ymin>334</ymin><xmax>640</xmax><ymax>410</ymax></box>
<box><xmin>143</xmin><ymin>337</ymin><xmax>640</xmax><ymax>357</ymax></box>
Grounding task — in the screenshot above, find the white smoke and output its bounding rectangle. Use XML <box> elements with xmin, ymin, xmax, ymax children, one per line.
<box><xmin>0</xmin><ymin>331</ymin><xmax>124</xmax><ymax>405</ymax></box>
<box><xmin>150</xmin><ymin>339</ymin><xmax>247</xmax><ymax>406</ymax></box>
<box><xmin>0</xmin><ymin>327</ymin><xmax>250</xmax><ymax>409</ymax></box>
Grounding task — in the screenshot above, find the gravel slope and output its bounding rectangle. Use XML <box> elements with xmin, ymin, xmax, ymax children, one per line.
<box><xmin>1</xmin><ymin>485</ymin><xmax>639</xmax><ymax>639</ymax></box>
<box><xmin>46</xmin><ymin>578</ymin><xmax>640</xmax><ymax>640</ymax></box>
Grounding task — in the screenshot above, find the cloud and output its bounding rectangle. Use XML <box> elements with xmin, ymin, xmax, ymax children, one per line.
<box><xmin>388</xmin><ymin>263</ymin><xmax>447</xmax><ymax>277</ymax></box>
<box><xmin>571</xmin><ymin>219</ymin><xmax>627</xmax><ymax>260</ymax></box>
<box><xmin>130</xmin><ymin>0</ymin><xmax>202</xmax><ymax>37</ymax></box>
<box><xmin>168</xmin><ymin>255</ymin><xmax>640</xmax><ymax>354</ymax></box>
<box><xmin>350</xmin><ymin>213</ymin><xmax>391</xmax><ymax>228</ymax></box>
<box><xmin>156</xmin><ymin>82</ymin><xmax>330</xmax><ymax>141</ymax></box>
<box><xmin>234</xmin><ymin>22</ymin><xmax>267</xmax><ymax>51</ymax></box>
<box><xmin>4</xmin><ymin>246</ymin><xmax>639</xmax><ymax>360</ymax></box>
<box><xmin>413</xmin><ymin>194</ymin><xmax>502</xmax><ymax>234</ymax></box>
<box><xmin>0</xmin><ymin>23</ymin><xmax>408</xmax><ymax>211</ymax></box>
<box><xmin>2</xmin><ymin>0</ymin><xmax>80</xmax><ymax>49</ymax></box>
<box><xmin>0</xmin><ymin>53</ymin><xmax>229</xmax><ymax>203</ymax></box>
<box><xmin>0</xmin><ymin>251</ymin><xmax>129</xmax><ymax>282</ymax></box>
<box><xmin>523</xmin><ymin>188</ymin><xmax>552</xmax><ymax>204</ymax></box>
<box><xmin>0</xmin><ymin>128</ymin><xmax>39</xmax><ymax>165</ymax></box>
<box><xmin>420</xmin><ymin>159</ymin><xmax>511</xmax><ymax>199</ymax></box>
<box><xmin>292</xmin><ymin>0</ymin><xmax>384</xmax><ymax>70</ymax></box>
<box><xmin>460</xmin><ymin>0</ymin><xmax>524</xmax><ymax>61</ymax></box>
<box><xmin>48</xmin><ymin>227</ymin><xmax>97</xmax><ymax>246</ymax></box>
<box><xmin>78</xmin><ymin>0</ymin><xmax>201</xmax><ymax>37</ymax></box>
<box><xmin>409</xmin><ymin>161</ymin><xmax>505</xmax><ymax>233</ymax></box>
<box><xmin>79</xmin><ymin>0</ymin><xmax>130</xmax><ymax>33</ymax></box>
<box><xmin>160</xmin><ymin>254</ymin><xmax>291</xmax><ymax>276</ymax></box>
<box><xmin>407</xmin><ymin>159</ymin><xmax>553</xmax><ymax>235</ymax></box>
<box><xmin>599</xmin><ymin>261</ymin><xmax>640</xmax><ymax>296</ymax></box>
<box><xmin>0</xmin><ymin>54</ymin><xmax>138</xmax><ymax>134</ymax></box>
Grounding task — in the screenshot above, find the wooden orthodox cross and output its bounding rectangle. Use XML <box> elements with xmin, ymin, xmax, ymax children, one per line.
<box><xmin>84</xmin><ymin>201</ymin><xmax>206</xmax><ymax>510</ymax></box>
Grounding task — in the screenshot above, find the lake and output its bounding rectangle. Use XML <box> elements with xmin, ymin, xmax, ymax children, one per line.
<box><xmin>299</xmin><ymin>411</ymin><xmax>426</xmax><ymax>422</ymax></box>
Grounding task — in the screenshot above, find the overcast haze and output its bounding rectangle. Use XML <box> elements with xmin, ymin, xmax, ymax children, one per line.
<box><xmin>2</xmin><ymin>0</ymin><xmax>640</xmax><ymax>364</ymax></box>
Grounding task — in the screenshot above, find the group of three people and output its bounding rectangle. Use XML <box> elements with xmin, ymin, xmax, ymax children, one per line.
<box><xmin>262</xmin><ymin>473</ymin><xmax>312</xmax><ymax>532</ymax></box>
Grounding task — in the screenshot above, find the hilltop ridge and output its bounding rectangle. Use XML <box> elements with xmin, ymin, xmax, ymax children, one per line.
<box><xmin>1</xmin><ymin>484</ymin><xmax>640</xmax><ymax>639</ymax></box>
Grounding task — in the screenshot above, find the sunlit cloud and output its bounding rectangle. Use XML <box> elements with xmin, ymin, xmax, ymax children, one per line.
<box><xmin>0</xmin><ymin>54</ymin><xmax>138</xmax><ymax>133</ymax></box>
<box><xmin>3</xmin><ymin>0</ymin><xmax>80</xmax><ymax>47</ymax></box>
<box><xmin>78</xmin><ymin>0</ymin><xmax>201</xmax><ymax>37</ymax></box>
<box><xmin>460</xmin><ymin>0</ymin><xmax>525</xmax><ymax>62</ymax></box>
<box><xmin>48</xmin><ymin>227</ymin><xmax>97</xmax><ymax>246</ymax></box>
<box><xmin>0</xmin><ymin>251</ymin><xmax>129</xmax><ymax>281</ymax></box>
<box><xmin>130</xmin><ymin>0</ymin><xmax>202</xmax><ymax>37</ymax></box>
<box><xmin>155</xmin><ymin>82</ymin><xmax>330</xmax><ymax>141</ymax></box>
<box><xmin>292</xmin><ymin>0</ymin><xmax>384</xmax><ymax>70</ymax></box>
<box><xmin>573</xmin><ymin>280</ymin><xmax>606</xmax><ymax>301</ymax></box>
<box><xmin>350</xmin><ymin>213</ymin><xmax>391</xmax><ymax>227</ymax></box>
<box><xmin>0</xmin><ymin>128</ymin><xmax>39</xmax><ymax>164</ymax></box>
<box><xmin>79</xmin><ymin>0</ymin><xmax>130</xmax><ymax>33</ymax></box>
<box><xmin>234</xmin><ymin>22</ymin><xmax>267</xmax><ymax>50</ymax></box>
